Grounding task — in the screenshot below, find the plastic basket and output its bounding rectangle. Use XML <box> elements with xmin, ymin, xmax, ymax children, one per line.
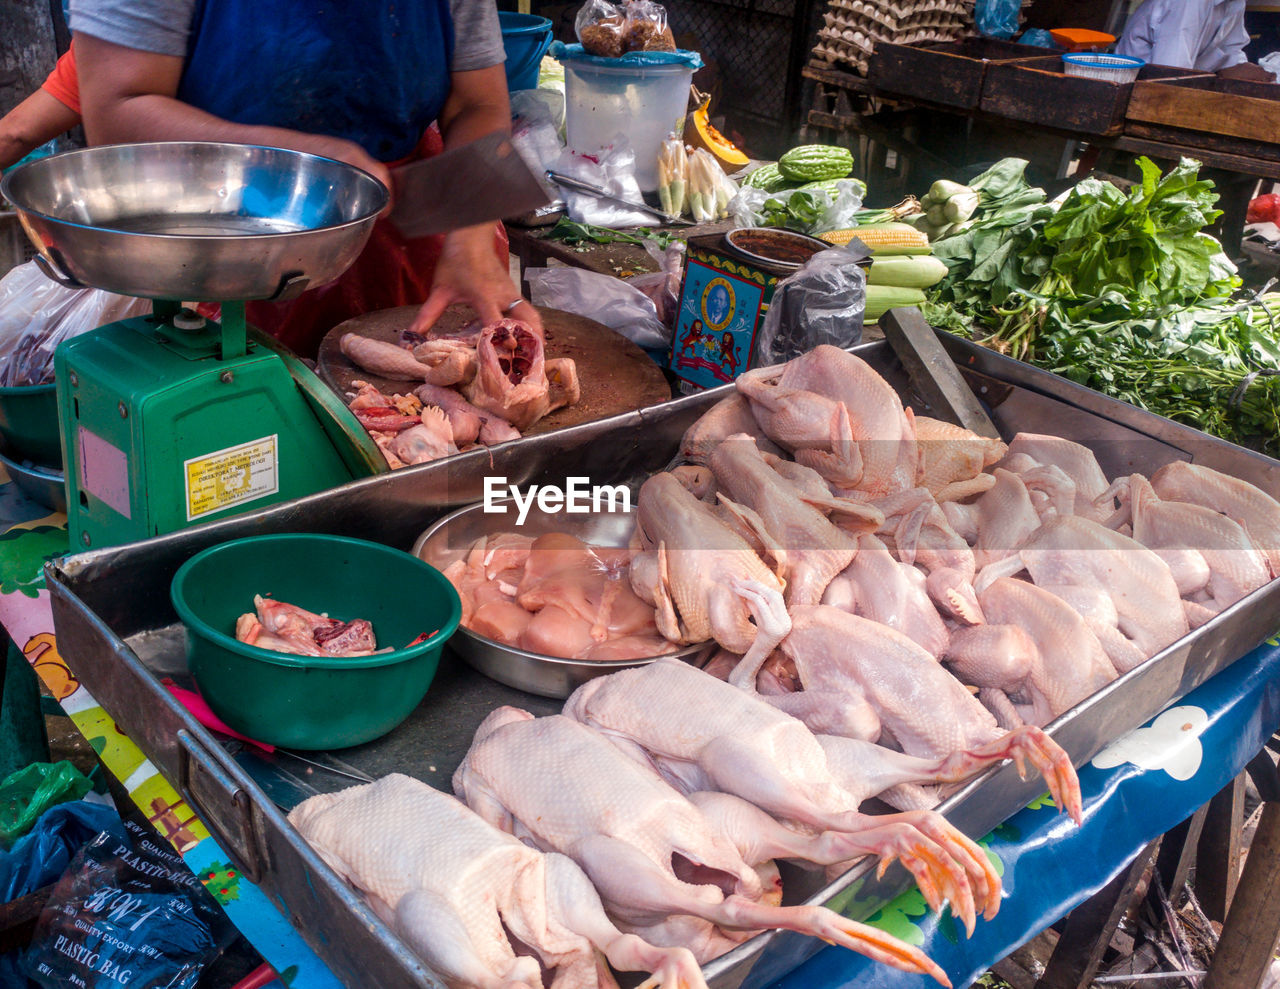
<box><xmin>0</xmin><ymin>211</ymin><xmax>38</xmax><ymax>280</ymax></box>
<box><xmin>499</xmin><ymin>12</ymin><xmax>554</xmax><ymax>92</ymax></box>
<box><xmin>1061</xmin><ymin>53</ymin><xmax>1144</xmax><ymax>83</ymax></box>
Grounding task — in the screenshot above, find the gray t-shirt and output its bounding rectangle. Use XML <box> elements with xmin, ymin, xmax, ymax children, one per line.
<box><xmin>70</xmin><ymin>0</ymin><xmax>505</xmax><ymax>72</ymax></box>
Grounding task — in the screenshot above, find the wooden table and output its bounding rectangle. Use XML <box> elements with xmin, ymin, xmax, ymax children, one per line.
<box><xmin>802</xmin><ymin>60</ymin><xmax>1280</xmax><ymax>255</ymax></box>
<box><xmin>506</xmin><ymin>219</ymin><xmax>736</xmax><ymax>297</ymax></box>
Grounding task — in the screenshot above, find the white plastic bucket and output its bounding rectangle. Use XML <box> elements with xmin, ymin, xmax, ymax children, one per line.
<box><xmin>563</xmin><ymin>59</ymin><xmax>694</xmax><ymax>193</ymax></box>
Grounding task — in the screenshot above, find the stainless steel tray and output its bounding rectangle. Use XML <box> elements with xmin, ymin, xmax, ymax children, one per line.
<box><xmin>46</xmin><ymin>334</ymin><xmax>1280</xmax><ymax>989</ymax></box>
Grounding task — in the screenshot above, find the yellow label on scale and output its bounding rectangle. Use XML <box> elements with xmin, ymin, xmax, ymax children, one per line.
<box><xmin>184</xmin><ymin>436</ymin><xmax>280</xmax><ymax>521</ymax></box>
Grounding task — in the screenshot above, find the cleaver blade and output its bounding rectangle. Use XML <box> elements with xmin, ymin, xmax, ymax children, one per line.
<box><xmin>388</xmin><ymin>131</ymin><xmax>552</xmax><ymax>238</ymax></box>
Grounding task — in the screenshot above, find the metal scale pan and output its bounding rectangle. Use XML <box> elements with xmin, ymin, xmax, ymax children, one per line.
<box><xmin>1</xmin><ymin>142</ymin><xmax>391</xmax><ymax>549</ymax></box>
<box><xmin>1</xmin><ymin>141</ymin><xmax>387</xmax><ymax>301</ymax></box>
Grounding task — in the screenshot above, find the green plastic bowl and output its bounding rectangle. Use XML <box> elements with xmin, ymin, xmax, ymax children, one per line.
<box><xmin>171</xmin><ymin>533</ymin><xmax>461</xmax><ymax>750</ymax></box>
<box><xmin>0</xmin><ymin>383</ymin><xmax>62</xmax><ymax>467</ymax></box>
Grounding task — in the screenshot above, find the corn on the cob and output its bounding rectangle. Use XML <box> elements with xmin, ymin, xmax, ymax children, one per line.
<box><xmin>867</xmin><ymin>254</ymin><xmax>948</xmax><ymax>288</ymax></box>
<box><xmin>864</xmin><ymin>285</ymin><xmax>927</xmax><ymax>323</ymax></box>
<box><xmin>821</xmin><ymin>223</ymin><xmax>931</xmax><ymax>255</ymax></box>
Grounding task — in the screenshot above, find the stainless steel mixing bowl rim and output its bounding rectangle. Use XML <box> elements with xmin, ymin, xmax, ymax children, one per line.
<box><xmin>453</xmin><ymin>624</ymin><xmax>711</xmax><ymax>668</ymax></box>
<box><xmin>0</xmin><ymin>140</ymin><xmax>390</xmax><ymax>238</ymax></box>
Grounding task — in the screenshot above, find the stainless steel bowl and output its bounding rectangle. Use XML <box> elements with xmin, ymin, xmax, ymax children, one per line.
<box><xmin>0</xmin><ymin>142</ymin><xmax>388</xmax><ymax>301</ymax></box>
<box><xmin>0</xmin><ymin>448</ymin><xmax>66</xmax><ymax>513</ymax></box>
<box><xmin>413</xmin><ymin>500</ymin><xmax>713</xmax><ymax>698</ymax></box>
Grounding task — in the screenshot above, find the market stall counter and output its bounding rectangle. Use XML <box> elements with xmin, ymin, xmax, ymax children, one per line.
<box><xmin>11</xmin><ymin>330</ymin><xmax>1280</xmax><ymax>988</ymax></box>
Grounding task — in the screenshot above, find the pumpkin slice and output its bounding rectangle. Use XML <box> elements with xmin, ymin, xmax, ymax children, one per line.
<box><xmin>683</xmin><ymin>89</ymin><xmax>749</xmax><ymax>169</ymax></box>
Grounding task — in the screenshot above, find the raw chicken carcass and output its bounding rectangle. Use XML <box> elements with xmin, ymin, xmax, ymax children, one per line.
<box><xmin>913</xmin><ymin>417</ymin><xmax>1006</xmax><ymax>503</ymax></box>
<box><xmin>288</xmin><ymin>774</ymin><xmax>705</xmax><ymax>989</ymax></box>
<box><xmin>412</xmin><ymin>338</ymin><xmax>480</xmax><ymax>387</ymax></box>
<box><xmin>340</xmin><ymin>333</ymin><xmax>442</xmax><ymax>382</ymax></box>
<box><xmin>630</xmin><ymin>473</ymin><xmax>791</xmax><ymax>680</ymax></box>
<box><xmin>941</xmin><ymin>468</ymin><xmax>1042</xmax><ymax>569</ymax></box>
<box><xmin>975</xmin><ymin>515</ymin><xmax>1188</xmax><ymax>668</ymax></box>
<box><xmin>1149</xmin><ymin>460</ymin><xmax>1280</xmax><ymax>577</ymax></box>
<box><xmin>708</xmin><ymin>435</ymin><xmax>876</xmax><ymax>611</ymax></box>
<box><xmin>464</xmin><ymin>318</ymin><xmax>576</xmax><ymax>432</ymax></box>
<box><xmin>943</xmin><ymin>578</ymin><xmax>1116</xmax><ymax>726</ymax></box>
<box><xmin>821</xmin><ymin>533</ymin><xmax>949</xmax><ymax>658</ymax></box>
<box><xmin>772</xmin><ymin>606</ymin><xmax>1083</xmax><ymax>824</ymax></box>
<box><xmin>679</xmin><ymin>394</ymin><xmax>783</xmax><ymax>464</ymax></box>
<box><xmin>873</xmin><ymin>487</ymin><xmax>984</xmax><ymax>624</ymax></box>
<box><xmin>1108</xmin><ymin>473</ymin><xmax>1270</xmax><ymax>615</ymax></box>
<box><xmin>998</xmin><ymin>433</ymin><xmax>1110</xmax><ymax>522</ymax></box>
<box><xmin>454</xmin><ymin>708</ymin><xmax>950</xmax><ymax>983</ymax></box>
<box><xmin>564</xmin><ymin>658</ymin><xmax>1003</xmax><ymax>934</ymax></box>
<box><xmin>740</xmin><ymin>346</ymin><xmax>919</xmax><ymax>498</ymax></box>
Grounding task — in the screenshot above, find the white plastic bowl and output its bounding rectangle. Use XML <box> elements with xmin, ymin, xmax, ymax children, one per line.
<box><xmin>1061</xmin><ymin>53</ymin><xmax>1145</xmax><ymax>83</ymax></box>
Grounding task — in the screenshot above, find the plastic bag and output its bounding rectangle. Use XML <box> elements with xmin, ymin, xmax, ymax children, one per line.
<box><xmin>975</xmin><ymin>0</ymin><xmax>1022</xmax><ymax>40</ymax></box>
<box><xmin>552</xmin><ymin>135</ymin><xmax>653</xmax><ymax>226</ymax></box>
<box><xmin>0</xmin><ymin>761</ymin><xmax>93</xmax><ymax>849</ymax></box>
<box><xmin>753</xmin><ymin>243</ymin><xmax>868</xmax><ymax>367</ymax></box>
<box><xmin>0</xmin><ymin>261</ymin><xmax>151</xmax><ymax>387</ymax></box>
<box><xmin>728</xmin><ymin>179</ymin><xmax>865</xmax><ymax>235</ymax></box>
<box><xmin>527</xmin><ymin>266</ymin><xmax>671</xmax><ymax>349</ymax></box>
<box><xmin>687</xmin><ymin>148</ymin><xmax>737</xmax><ymax>222</ymax></box>
<box><xmin>576</xmin><ymin>0</ymin><xmax>627</xmax><ymax>57</ymax></box>
<box><xmin>623</xmin><ymin>0</ymin><xmax>675</xmax><ymax>52</ymax></box>
<box><xmin>511</xmin><ymin>93</ymin><xmax>567</xmax><ymax>199</ymax></box>
<box><xmin>629</xmin><ymin>239</ymin><xmax>686</xmax><ymax>327</ymax></box>
<box><xmin>657</xmin><ymin>135</ymin><xmax>687</xmax><ymax>216</ymax></box>
<box><xmin>23</xmin><ymin>816</ymin><xmax>230</xmax><ymax>989</ymax></box>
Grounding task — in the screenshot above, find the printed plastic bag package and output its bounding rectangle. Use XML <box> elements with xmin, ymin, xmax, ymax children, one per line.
<box><xmin>753</xmin><ymin>243</ymin><xmax>869</xmax><ymax>367</ymax></box>
<box><xmin>552</xmin><ymin>136</ymin><xmax>654</xmax><ymax>227</ymax></box>
<box><xmin>527</xmin><ymin>266</ymin><xmax>671</xmax><ymax>349</ymax></box>
<box><xmin>23</xmin><ymin>817</ymin><xmax>229</xmax><ymax>989</ymax></box>
<box><xmin>0</xmin><ymin>261</ymin><xmax>150</xmax><ymax>387</ymax></box>
<box><xmin>0</xmin><ymin>761</ymin><xmax>94</xmax><ymax>849</ymax></box>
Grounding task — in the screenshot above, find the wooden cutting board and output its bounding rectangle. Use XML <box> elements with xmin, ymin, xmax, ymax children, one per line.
<box><xmin>317</xmin><ymin>305</ymin><xmax>672</xmax><ymax>436</ymax></box>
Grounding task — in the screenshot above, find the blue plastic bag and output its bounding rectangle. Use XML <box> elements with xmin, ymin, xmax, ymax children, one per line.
<box><xmin>975</xmin><ymin>0</ymin><xmax>1022</xmax><ymax>39</ymax></box>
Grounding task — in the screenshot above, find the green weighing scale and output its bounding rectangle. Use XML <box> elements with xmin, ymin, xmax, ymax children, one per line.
<box><xmin>0</xmin><ymin>142</ymin><xmax>391</xmax><ymax>550</ymax></box>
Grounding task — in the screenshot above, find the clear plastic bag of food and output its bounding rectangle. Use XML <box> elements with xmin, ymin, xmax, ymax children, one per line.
<box><xmin>576</xmin><ymin>0</ymin><xmax>627</xmax><ymax>57</ymax></box>
<box><xmin>657</xmin><ymin>134</ymin><xmax>687</xmax><ymax>217</ymax></box>
<box><xmin>623</xmin><ymin>0</ymin><xmax>675</xmax><ymax>52</ymax></box>
<box><xmin>0</xmin><ymin>261</ymin><xmax>151</xmax><ymax>387</ymax></box>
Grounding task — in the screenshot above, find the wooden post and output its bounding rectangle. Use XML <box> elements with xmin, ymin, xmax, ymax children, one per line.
<box><xmin>1203</xmin><ymin>800</ymin><xmax>1280</xmax><ymax>989</ymax></box>
<box><xmin>1035</xmin><ymin>840</ymin><xmax>1161</xmax><ymax>989</ymax></box>
<box><xmin>1196</xmin><ymin>773</ymin><xmax>1246</xmax><ymax>923</ymax></box>
<box><xmin>1153</xmin><ymin>803</ymin><xmax>1210</xmax><ymax>899</ymax></box>
<box><xmin>0</xmin><ymin>0</ymin><xmax>59</xmax><ymax>116</ymax></box>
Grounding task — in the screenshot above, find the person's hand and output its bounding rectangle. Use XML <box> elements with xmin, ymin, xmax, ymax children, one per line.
<box><xmin>296</xmin><ymin>135</ymin><xmax>394</xmax><ymax>211</ymax></box>
<box><xmin>409</xmin><ymin>225</ymin><xmax>543</xmax><ymax>337</ymax></box>
<box><xmin>1217</xmin><ymin>62</ymin><xmax>1276</xmax><ymax>83</ymax></box>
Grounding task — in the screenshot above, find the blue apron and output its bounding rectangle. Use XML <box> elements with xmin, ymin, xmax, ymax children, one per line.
<box><xmin>178</xmin><ymin>0</ymin><xmax>455</xmax><ymax>162</ymax></box>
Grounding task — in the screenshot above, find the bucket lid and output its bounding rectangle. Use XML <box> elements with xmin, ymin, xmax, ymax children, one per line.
<box><xmin>549</xmin><ymin>41</ymin><xmax>703</xmax><ymax>69</ymax></box>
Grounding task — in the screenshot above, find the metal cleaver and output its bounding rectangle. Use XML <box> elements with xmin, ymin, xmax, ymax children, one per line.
<box><xmin>388</xmin><ymin>130</ymin><xmax>552</xmax><ymax>238</ymax></box>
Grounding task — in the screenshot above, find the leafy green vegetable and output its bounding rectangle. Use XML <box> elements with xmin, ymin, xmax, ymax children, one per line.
<box><xmin>930</xmin><ymin>157</ymin><xmax>1279</xmax><ymax>452</ymax></box>
<box><xmin>545</xmin><ymin>218</ymin><xmax>676</xmax><ymax>249</ymax></box>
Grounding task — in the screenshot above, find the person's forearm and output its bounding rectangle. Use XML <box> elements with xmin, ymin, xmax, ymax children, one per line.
<box><xmin>85</xmin><ymin>92</ymin><xmax>337</xmax><ymax>159</ymax></box>
<box><xmin>438</xmin><ymin>65</ymin><xmax>511</xmax><ymax>150</ymax></box>
<box><xmin>0</xmin><ymin>89</ymin><xmax>80</xmax><ymax>169</ymax></box>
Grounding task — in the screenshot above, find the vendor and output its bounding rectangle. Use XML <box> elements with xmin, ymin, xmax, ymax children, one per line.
<box><xmin>0</xmin><ymin>43</ymin><xmax>80</xmax><ymax>171</ymax></box>
<box><xmin>1117</xmin><ymin>0</ymin><xmax>1276</xmax><ymax>80</ymax></box>
<box><xmin>68</xmin><ymin>0</ymin><xmax>542</xmax><ymax>356</ymax></box>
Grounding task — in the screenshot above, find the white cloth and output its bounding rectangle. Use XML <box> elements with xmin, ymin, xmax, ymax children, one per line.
<box><xmin>1117</xmin><ymin>0</ymin><xmax>1250</xmax><ymax>71</ymax></box>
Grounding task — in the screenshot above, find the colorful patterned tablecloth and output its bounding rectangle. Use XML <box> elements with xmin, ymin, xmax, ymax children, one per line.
<box><xmin>3</xmin><ymin>466</ymin><xmax>1278</xmax><ymax>989</ymax></box>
